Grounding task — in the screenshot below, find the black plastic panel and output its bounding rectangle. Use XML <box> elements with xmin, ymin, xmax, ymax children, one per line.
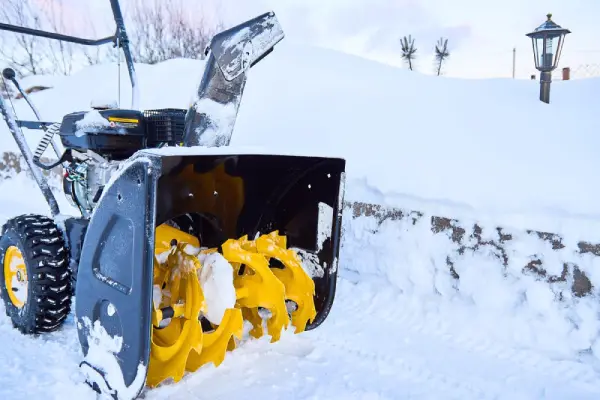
<box><xmin>75</xmin><ymin>157</ymin><xmax>155</xmax><ymax>398</ymax></box>
<box><xmin>59</xmin><ymin>109</ymin><xmax>146</xmax><ymax>159</ymax></box>
<box><xmin>63</xmin><ymin>217</ymin><xmax>89</xmax><ymax>290</ymax></box>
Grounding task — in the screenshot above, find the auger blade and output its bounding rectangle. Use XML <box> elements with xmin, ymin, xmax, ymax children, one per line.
<box><xmin>186</xmin><ymin>308</ymin><xmax>244</xmax><ymax>371</ymax></box>
<box><xmin>242</xmin><ymin>307</ymin><xmax>265</xmax><ymax>339</ymax></box>
<box><xmin>148</xmin><ymin>317</ymin><xmax>203</xmax><ymax>387</ymax></box>
<box><xmin>254</xmin><ymin>232</ymin><xmax>317</xmax><ymax>333</ymax></box>
<box><xmin>221</xmin><ymin>237</ymin><xmax>289</xmax><ymax>342</ymax></box>
<box><xmin>155</xmin><ymin>223</ymin><xmax>200</xmax><ymax>255</ymax></box>
<box><xmin>147</xmin><ymin>245</ymin><xmax>205</xmax><ymax>388</ymax></box>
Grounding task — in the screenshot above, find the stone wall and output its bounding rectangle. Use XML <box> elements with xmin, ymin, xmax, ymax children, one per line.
<box><xmin>348</xmin><ymin>202</ymin><xmax>597</xmax><ymax>298</ymax></box>
<box><xmin>0</xmin><ymin>151</ymin><xmax>59</xmax><ymax>179</ymax></box>
<box><xmin>2</xmin><ymin>150</ymin><xmax>596</xmax><ymax>299</ymax></box>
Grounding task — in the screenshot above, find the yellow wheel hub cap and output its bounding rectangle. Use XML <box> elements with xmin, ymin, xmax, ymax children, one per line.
<box><xmin>3</xmin><ymin>246</ymin><xmax>28</xmax><ymax>308</ymax></box>
<box><xmin>146</xmin><ymin>224</ymin><xmax>317</xmax><ymax>388</ymax></box>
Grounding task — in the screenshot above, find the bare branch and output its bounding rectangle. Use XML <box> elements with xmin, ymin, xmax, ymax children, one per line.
<box><xmin>0</xmin><ymin>0</ymin><xmax>48</xmax><ymax>76</ymax></box>
<box><xmin>434</xmin><ymin>37</ymin><xmax>450</xmax><ymax>76</ymax></box>
<box><xmin>37</xmin><ymin>0</ymin><xmax>75</xmax><ymax>75</ymax></box>
<box><xmin>0</xmin><ymin>0</ymin><xmax>226</xmax><ymax>77</ymax></box>
<box><xmin>125</xmin><ymin>0</ymin><xmax>224</xmax><ymax>64</ymax></box>
<box><xmin>400</xmin><ymin>35</ymin><xmax>417</xmax><ymax>71</ymax></box>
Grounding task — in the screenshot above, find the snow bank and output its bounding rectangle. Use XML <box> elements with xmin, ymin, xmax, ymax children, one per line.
<box><xmin>342</xmin><ymin>207</ymin><xmax>600</xmax><ymax>363</ymax></box>
<box><xmin>1</xmin><ymin>44</ymin><xmax>599</xmax><ymax>239</ymax></box>
<box><xmin>0</xmin><ymin>40</ymin><xmax>599</xmax><ymax>397</ymax></box>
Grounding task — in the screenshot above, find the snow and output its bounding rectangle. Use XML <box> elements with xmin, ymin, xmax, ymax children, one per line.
<box><xmin>152</xmin><ymin>285</ymin><xmax>163</xmax><ymax>310</ymax></box>
<box><xmin>197</xmin><ymin>252</ymin><xmax>237</xmax><ymax>325</ymax></box>
<box><xmin>74</xmin><ymin>110</ymin><xmax>111</xmax><ymax>137</ymax></box>
<box><xmin>78</xmin><ymin>317</ymin><xmax>146</xmax><ymax>400</ymax></box>
<box><xmin>90</xmin><ymin>97</ymin><xmax>118</xmax><ymax>110</ymax></box>
<box><xmin>153</xmin><ymin>244</ymin><xmax>236</xmax><ymax>326</ymax></box>
<box><xmin>18</xmin><ymin>73</ymin><xmax>66</xmax><ymax>91</ymax></box>
<box><xmin>0</xmin><ymin>170</ymin><xmax>599</xmax><ymax>399</ymax></box>
<box><xmin>0</xmin><ymin>40</ymin><xmax>599</xmax><ymax>399</ymax></box>
<box><xmin>192</xmin><ymin>98</ymin><xmax>239</xmax><ymax>147</ymax></box>
<box><xmin>142</xmin><ymin>143</ymin><xmax>340</xmax><ymax>159</ymax></box>
<box><xmin>317</xmin><ymin>202</ymin><xmax>333</xmax><ymax>252</ymax></box>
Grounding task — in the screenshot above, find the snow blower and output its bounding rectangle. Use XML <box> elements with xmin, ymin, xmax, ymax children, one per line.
<box><xmin>0</xmin><ymin>1</ymin><xmax>345</xmax><ymax>398</ymax></box>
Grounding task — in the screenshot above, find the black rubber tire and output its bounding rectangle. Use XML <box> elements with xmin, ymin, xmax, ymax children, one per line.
<box><xmin>0</xmin><ymin>214</ymin><xmax>72</xmax><ymax>334</ymax></box>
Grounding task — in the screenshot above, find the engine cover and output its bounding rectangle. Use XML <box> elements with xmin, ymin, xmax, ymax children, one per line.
<box><xmin>59</xmin><ymin>109</ymin><xmax>146</xmax><ymax>160</ymax></box>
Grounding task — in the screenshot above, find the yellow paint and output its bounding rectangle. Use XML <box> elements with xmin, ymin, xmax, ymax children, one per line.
<box><xmin>147</xmin><ymin>246</ymin><xmax>205</xmax><ymax>387</ymax></box>
<box><xmin>254</xmin><ymin>231</ymin><xmax>317</xmax><ymax>333</ymax></box>
<box><xmin>3</xmin><ymin>246</ymin><xmax>27</xmax><ymax>308</ymax></box>
<box><xmin>107</xmin><ymin>116</ymin><xmax>139</xmax><ymax>124</ymax></box>
<box><xmin>222</xmin><ymin>236</ymin><xmax>289</xmax><ymax>342</ymax></box>
<box><xmin>154</xmin><ymin>224</ymin><xmax>199</xmax><ymax>255</ymax></box>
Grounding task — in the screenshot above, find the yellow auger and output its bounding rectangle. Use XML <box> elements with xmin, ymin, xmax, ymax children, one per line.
<box><xmin>146</xmin><ymin>224</ymin><xmax>317</xmax><ymax>388</ymax></box>
<box><xmin>233</xmin><ymin>233</ymin><xmax>317</xmax><ymax>338</ymax></box>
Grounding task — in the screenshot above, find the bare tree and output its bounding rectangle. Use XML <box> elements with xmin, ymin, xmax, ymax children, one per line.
<box><xmin>0</xmin><ymin>0</ymin><xmax>226</xmax><ymax>77</ymax></box>
<box><xmin>38</xmin><ymin>0</ymin><xmax>75</xmax><ymax>75</ymax></box>
<box><xmin>400</xmin><ymin>35</ymin><xmax>417</xmax><ymax>71</ymax></box>
<box><xmin>0</xmin><ymin>0</ymin><xmax>48</xmax><ymax>76</ymax></box>
<box><xmin>0</xmin><ymin>0</ymin><xmax>84</xmax><ymax>76</ymax></box>
<box><xmin>80</xmin><ymin>14</ymin><xmax>117</xmax><ymax>66</ymax></box>
<box><xmin>126</xmin><ymin>0</ymin><xmax>224</xmax><ymax>64</ymax></box>
<box><xmin>434</xmin><ymin>37</ymin><xmax>450</xmax><ymax>76</ymax></box>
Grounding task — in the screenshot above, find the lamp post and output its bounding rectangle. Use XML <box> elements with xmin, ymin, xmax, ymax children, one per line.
<box><xmin>526</xmin><ymin>14</ymin><xmax>571</xmax><ymax>103</ymax></box>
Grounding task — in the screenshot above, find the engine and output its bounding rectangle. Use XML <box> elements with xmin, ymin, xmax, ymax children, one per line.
<box><xmin>59</xmin><ymin>107</ymin><xmax>186</xmax><ymax>216</ymax></box>
<box><xmin>62</xmin><ymin>150</ymin><xmax>122</xmax><ymax>216</ymax></box>
<box><xmin>58</xmin><ymin>108</ymin><xmax>186</xmax><ymax>160</ymax></box>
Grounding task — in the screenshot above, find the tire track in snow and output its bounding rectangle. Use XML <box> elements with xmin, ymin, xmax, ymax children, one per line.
<box><xmin>323</xmin><ymin>280</ymin><xmax>600</xmax><ymax>398</ymax></box>
<box><xmin>385</xmin><ymin>296</ymin><xmax>600</xmax><ymax>388</ymax></box>
<box><xmin>310</xmin><ymin>333</ymin><xmax>497</xmax><ymax>400</ymax></box>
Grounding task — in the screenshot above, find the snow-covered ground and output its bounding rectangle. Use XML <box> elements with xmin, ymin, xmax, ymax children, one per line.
<box><xmin>1</xmin><ymin>176</ymin><xmax>600</xmax><ymax>400</ymax></box>
<box><xmin>1</xmin><ymin>41</ymin><xmax>600</xmax><ymax>399</ymax></box>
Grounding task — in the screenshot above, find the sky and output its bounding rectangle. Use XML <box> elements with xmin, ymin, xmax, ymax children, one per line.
<box><xmin>27</xmin><ymin>0</ymin><xmax>600</xmax><ymax>79</ymax></box>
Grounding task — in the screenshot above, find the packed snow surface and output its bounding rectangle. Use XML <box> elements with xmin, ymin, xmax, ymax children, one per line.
<box><xmin>0</xmin><ymin>41</ymin><xmax>599</xmax><ymax>399</ymax></box>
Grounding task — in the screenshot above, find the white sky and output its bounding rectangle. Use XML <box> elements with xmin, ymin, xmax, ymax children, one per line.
<box><xmin>34</xmin><ymin>0</ymin><xmax>600</xmax><ymax>79</ymax></box>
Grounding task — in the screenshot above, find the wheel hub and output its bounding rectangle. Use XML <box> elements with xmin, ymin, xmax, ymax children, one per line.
<box><xmin>3</xmin><ymin>245</ymin><xmax>28</xmax><ymax>308</ymax></box>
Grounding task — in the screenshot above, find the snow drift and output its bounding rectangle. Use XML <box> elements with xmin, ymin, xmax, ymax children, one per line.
<box><xmin>3</xmin><ymin>43</ymin><xmax>600</xmax><ymax>238</ymax></box>
<box><xmin>1</xmin><ymin>41</ymin><xmax>600</xmax><ymax>398</ymax></box>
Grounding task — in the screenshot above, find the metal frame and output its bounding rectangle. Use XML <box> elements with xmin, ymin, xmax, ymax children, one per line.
<box><xmin>0</xmin><ymin>0</ymin><xmax>138</xmax><ymax>217</ymax></box>
<box><xmin>0</xmin><ymin>95</ymin><xmax>61</xmax><ymax>215</ymax></box>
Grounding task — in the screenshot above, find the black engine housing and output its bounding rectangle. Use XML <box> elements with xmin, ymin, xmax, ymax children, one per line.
<box><xmin>59</xmin><ymin>108</ymin><xmax>186</xmax><ymax>160</ymax></box>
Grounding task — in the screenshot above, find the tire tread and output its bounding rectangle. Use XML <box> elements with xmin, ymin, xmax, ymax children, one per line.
<box><xmin>1</xmin><ymin>214</ymin><xmax>72</xmax><ymax>334</ymax></box>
